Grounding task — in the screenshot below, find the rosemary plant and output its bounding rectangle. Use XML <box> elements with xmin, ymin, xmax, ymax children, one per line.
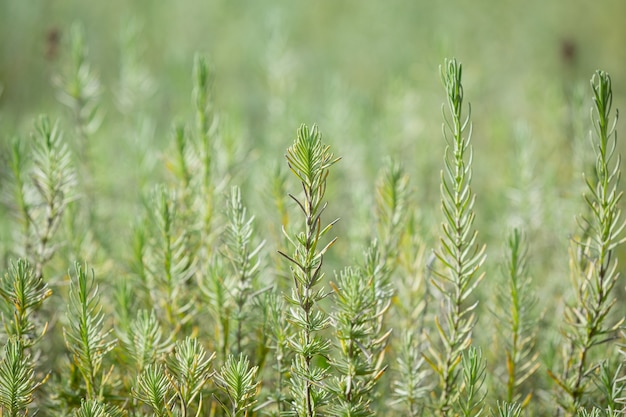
<box><xmin>593</xmin><ymin>361</ymin><xmax>624</xmax><ymax>415</ymax></box>
<box><xmin>374</xmin><ymin>158</ymin><xmax>410</xmax><ymax>269</ymax></box>
<box><xmin>214</xmin><ymin>353</ymin><xmax>259</xmax><ymax>417</ymax></box>
<box><xmin>390</xmin><ymin>331</ymin><xmax>431</xmax><ymax>416</ymax></box>
<box><xmin>493</xmin><ymin>229</ymin><xmax>538</xmax><ymax>406</ymax></box>
<box><xmin>133</xmin><ymin>363</ymin><xmax>171</xmax><ymax>417</ymax></box>
<box><xmin>165</xmin><ymin>337</ymin><xmax>215</xmax><ymax>417</ymax></box>
<box><xmin>279</xmin><ymin>124</ymin><xmax>339</xmax><ymax>417</ymax></box>
<box><xmin>551</xmin><ymin>70</ymin><xmax>625</xmax><ymax>415</ymax></box>
<box><xmin>457</xmin><ymin>347</ymin><xmax>487</xmax><ymax>417</ymax></box>
<box><xmin>192</xmin><ymin>54</ymin><xmax>219</xmax><ymax>244</ymax></box>
<box><xmin>260</xmin><ymin>288</ymin><xmax>292</xmax><ymax>416</ymax></box>
<box><xmin>0</xmin><ymin>338</ymin><xmax>43</xmax><ymax>417</ymax></box>
<box><xmin>327</xmin><ymin>262</ymin><xmax>390</xmax><ymax>417</ymax></box>
<box><xmin>425</xmin><ymin>58</ymin><xmax>486</xmax><ymax>416</ymax></box>
<box><xmin>117</xmin><ymin>309</ymin><xmax>171</xmax><ymax>373</ymax></box>
<box><xmin>63</xmin><ymin>263</ymin><xmax>116</xmax><ymax>403</ymax></box>
<box><xmin>6</xmin><ymin>117</ymin><xmax>76</xmax><ymax>279</ymax></box>
<box><xmin>143</xmin><ymin>186</ymin><xmax>196</xmax><ymax>333</ymax></box>
<box><xmin>222</xmin><ymin>186</ymin><xmax>265</xmax><ymax>356</ymax></box>
<box><xmin>0</xmin><ymin>259</ymin><xmax>51</xmax><ymax>344</ymax></box>
<box><xmin>73</xmin><ymin>399</ymin><xmax>113</xmax><ymax>417</ymax></box>
<box><xmin>54</xmin><ymin>23</ymin><xmax>103</xmax><ymax>162</ymax></box>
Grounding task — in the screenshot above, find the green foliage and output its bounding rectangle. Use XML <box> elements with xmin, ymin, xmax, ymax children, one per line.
<box><xmin>0</xmin><ymin>259</ymin><xmax>51</xmax><ymax>344</ymax></box>
<box><xmin>551</xmin><ymin>71</ymin><xmax>625</xmax><ymax>415</ymax></box>
<box><xmin>73</xmin><ymin>400</ymin><xmax>111</xmax><ymax>417</ymax></box>
<box><xmin>54</xmin><ymin>23</ymin><xmax>103</xmax><ymax>154</ymax></box>
<box><xmin>134</xmin><ymin>363</ymin><xmax>171</xmax><ymax>417</ymax></box>
<box><xmin>165</xmin><ymin>337</ymin><xmax>215</xmax><ymax>411</ymax></box>
<box><xmin>214</xmin><ymin>353</ymin><xmax>259</xmax><ymax>417</ymax></box>
<box><xmin>5</xmin><ymin>117</ymin><xmax>76</xmax><ymax>278</ymax></box>
<box><xmin>143</xmin><ymin>186</ymin><xmax>196</xmax><ymax>332</ymax></box>
<box><xmin>117</xmin><ymin>309</ymin><xmax>171</xmax><ymax>372</ymax></box>
<box><xmin>390</xmin><ymin>331</ymin><xmax>430</xmax><ymax>416</ymax></box>
<box><xmin>222</xmin><ymin>186</ymin><xmax>265</xmax><ymax>356</ymax></box>
<box><xmin>1</xmin><ymin>14</ymin><xmax>626</xmax><ymax>416</ymax></box>
<box><xmin>426</xmin><ymin>58</ymin><xmax>486</xmax><ymax>417</ymax></box>
<box><xmin>63</xmin><ymin>263</ymin><xmax>117</xmax><ymax>400</ymax></box>
<box><xmin>492</xmin><ymin>229</ymin><xmax>538</xmax><ymax>405</ymax></box>
<box><xmin>280</xmin><ymin>124</ymin><xmax>339</xmax><ymax>417</ymax></box>
<box><xmin>326</xmin><ymin>261</ymin><xmax>390</xmax><ymax>417</ymax></box>
<box><xmin>457</xmin><ymin>347</ymin><xmax>487</xmax><ymax>417</ymax></box>
<box><xmin>0</xmin><ymin>338</ymin><xmax>42</xmax><ymax>417</ymax></box>
<box><xmin>492</xmin><ymin>402</ymin><xmax>522</xmax><ymax>417</ymax></box>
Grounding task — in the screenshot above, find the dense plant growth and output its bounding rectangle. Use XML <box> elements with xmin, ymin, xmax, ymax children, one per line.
<box><xmin>0</xmin><ymin>23</ymin><xmax>625</xmax><ymax>417</ymax></box>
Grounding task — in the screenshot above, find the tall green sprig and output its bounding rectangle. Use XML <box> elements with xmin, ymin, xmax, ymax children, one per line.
<box><xmin>260</xmin><ymin>289</ymin><xmax>292</xmax><ymax>416</ymax></box>
<box><xmin>374</xmin><ymin>158</ymin><xmax>410</xmax><ymax>270</ymax></box>
<box><xmin>279</xmin><ymin>124</ymin><xmax>339</xmax><ymax>417</ymax></box>
<box><xmin>493</xmin><ymin>229</ymin><xmax>538</xmax><ymax>405</ymax></box>
<box><xmin>193</xmin><ymin>54</ymin><xmax>218</xmax><ymax>241</ymax></box>
<box><xmin>222</xmin><ymin>186</ymin><xmax>265</xmax><ymax>356</ymax></box>
<box><xmin>551</xmin><ymin>70</ymin><xmax>625</xmax><ymax>414</ymax></box>
<box><xmin>426</xmin><ymin>58</ymin><xmax>486</xmax><ymax>417</ymax></box>
<box><xmin>63</xmin><ymin>263</ymin><xmax>117</xmax><ymax>400</ymax></box>
<box><xmin>133</xmin><ymin>363</ymin><xmax>171</xmax><ymax>417</ymax></box>
<box><xmin>143</xmin><ymin>186</ymin><xmax>196</xmax><ymax>333</ymax></box>
<box><xmin>0</xmin><ymin>260</ymin><xmax>51</xmax><ymax>417</ymax></box>
<box><xmin>55</xmin><ymin>23</ymin><xmax>103</xmax><ymax>161</ymax></box>
<box><xmin>7</xmin><ymin>117</ymin><xmax>77</xmax><ymax>279</ymax></box>
<box><xmin>390</xmin><ymin>331</ymin><xmax>431</xmax><ymax>416</ymax></box>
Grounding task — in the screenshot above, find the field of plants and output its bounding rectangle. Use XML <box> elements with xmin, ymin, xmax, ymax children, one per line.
<box><xmin>1</xmin><ymin>1</ymin><xmax>626</xmax><ymax>416</ymax></box>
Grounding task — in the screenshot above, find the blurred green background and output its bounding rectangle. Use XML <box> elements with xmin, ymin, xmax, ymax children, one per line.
<box><xmin>1</xmin><ymin>0</ymin><xmax>626</xmax><ymax>291</ymax></box>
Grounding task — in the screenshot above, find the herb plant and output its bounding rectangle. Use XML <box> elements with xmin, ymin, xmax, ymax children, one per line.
<box><xmin>0</xmin><ymin>21</ymin><xmax>625</xmax><ymax>417</ymax></box>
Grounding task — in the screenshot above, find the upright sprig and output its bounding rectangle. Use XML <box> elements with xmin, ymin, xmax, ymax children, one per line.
<box><xmin>214</xmin><ymin>353</ymin><xmax>259</xmax><ymax>417</ymax></box>
<box><xmin>63</xmin><ymin>263</ymin><xmax>117</xmax><ymax>400</ymax></box>
<box><xmin>134</xmin><ymin>364</ymin><xmax>171</xmax><ymax>417</ymax></box>
<box><xmin>374</xmin><ymin>158</ymin><xmax>410</xmax><ymax>269</ymax></box>
<box><xmin>593</xmin><ymin>361</ymin><xmax>624</xmax><ymax>415</ymax></box>
<box><xmin>192</xmin><ymin>54</ymin><xmax>219</xmax><ymax>239</ymax></box>
<box><xmin>55</xmin><ymin>23</ymin><xmax>103</xmax><ymax>160</ymax></box>
<box><xmin>261</xmin><ymin>289</ymin><xmax>292</xmax><ymax>416</ymax></box>
<box><xmin>134</xmin><ymin>339</ymin><xmax>214</xmax><ymax>417</ymax></box>
<box><xmin>279</xmin><ymin>124</ymin><xmax>340</xmax><ymax>417</ymax></box>
<box><xmin>327</xmin><ymin>263</ymin><xmax>391</xmax><ymax>417</ymax></box>
<box><xmin>0</xmin><ymin>259</ymin><xmax>52</xmax><ymax>344</ymax></box>
<box><xmin>143</xmin><ymin>186</ymin><xmax>196</xmax><ymax>332</ymax></box>
<box><xmin>165</xmin><ymin>337</ymin><xmax>215</xmax><ymax>417</ymax></box>
<box><xmin>0</xmin><ymin>338</ymin><xmax>44</xmax><ymax>417</ymax></box>
<box><xmin>117</xmin><ymin>309</ymin><xmax>171</xmax><ymax>373</ymax></box>
<box><xmin>390</xmin><ymin>331</ymin><xmax>431</xmax><ymax>416</ymax></box>
<box><xmin>551</xmin><ymin>70</ymin><xmax>625</xmax><ymax>414</ymax></box>
<box><xmin>493</xmin><ymin>229</ymin><xmax>538</xmax><ymax>405</ymax></box>
<box><xmin>222</xmin><ymin>186</ymin><xmax>265</xmax><ymax>356</ymax></box>
<box><xmin>456</xmin><ymin>347</ymin><xmax>487</xmax><ymax>417</ymax></box>
<box><xmin>426</xmin><ymin>58</ymin><xmax>486</xmax><ymax>417</ymax></box>
<box><xmin>7</xmin><ymin>117</ymin><xmax>77</xmax><ymax>279</ymax></box>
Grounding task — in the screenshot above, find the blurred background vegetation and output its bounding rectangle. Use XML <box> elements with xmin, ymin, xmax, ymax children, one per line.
<box><xmin>1</xmin><ymin>0</ymin><xmax>626</xmax><ymax>373</ymax></box>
